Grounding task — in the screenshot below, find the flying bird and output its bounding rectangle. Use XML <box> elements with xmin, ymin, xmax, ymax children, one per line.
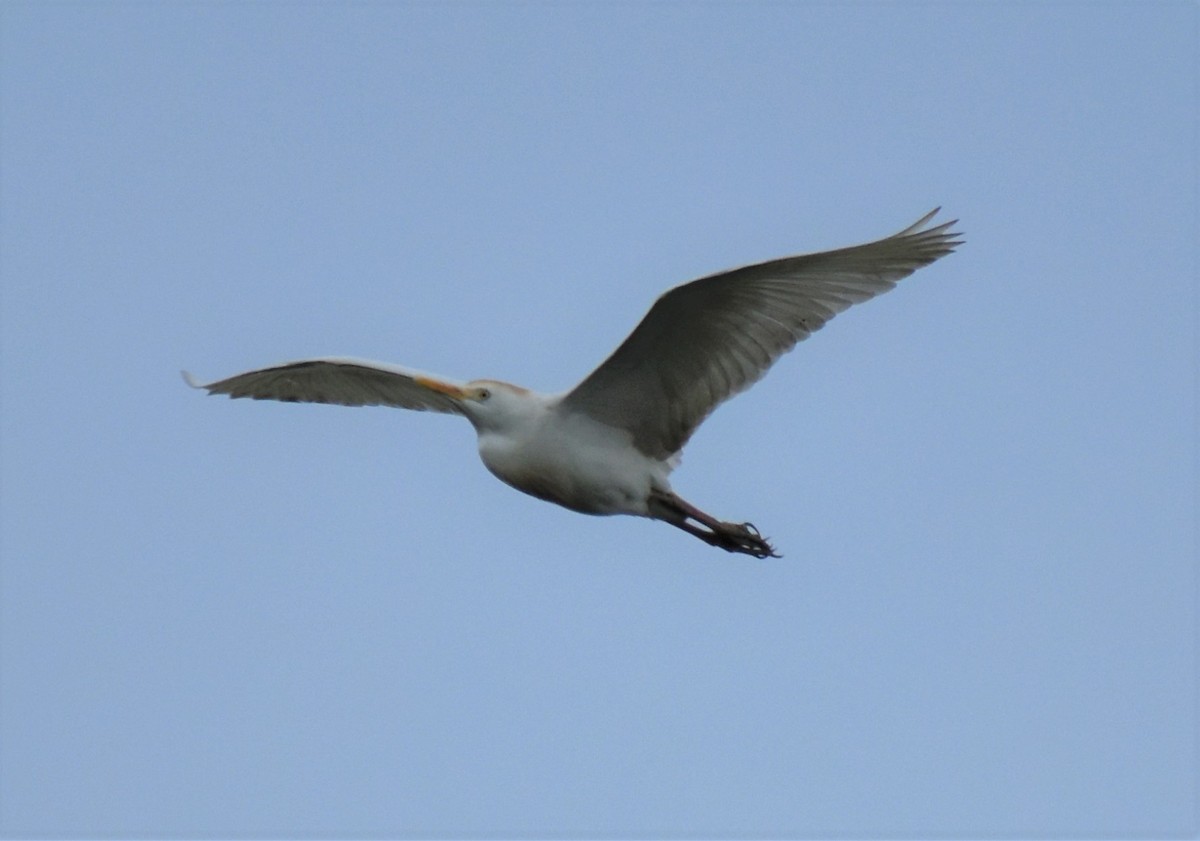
<box><xmin>186</xmin><ymin>209</ymin><xmax>961</xmax><ymax>558</ymax></box>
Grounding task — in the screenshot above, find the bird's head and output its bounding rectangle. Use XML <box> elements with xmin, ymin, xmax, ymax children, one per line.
<box><xmin>414</xmin><ymin>376</ymin><xmax>543</xmax><ymax>432</ymax></box>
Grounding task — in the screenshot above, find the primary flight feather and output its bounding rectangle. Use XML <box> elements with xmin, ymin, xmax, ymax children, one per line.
<box><xmin>186</xmin><ymin>209</ymin><xmax>962</xmax><ymax>557</ymax></box>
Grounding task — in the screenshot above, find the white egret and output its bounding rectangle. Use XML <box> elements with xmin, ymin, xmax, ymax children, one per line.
<box><xmin>186</xmin><ymin>209</ymin><xmax>961</xmax><ymax>557</ymax></box>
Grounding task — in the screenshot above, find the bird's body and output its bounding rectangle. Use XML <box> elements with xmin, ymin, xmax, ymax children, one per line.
<box><xmin>475</xmin><ymin>393</ymin><xmax>660</xmax><ymax>515</ymax></box>
<box><xmin>186</xmin><ymin>210</ymin><xmax>962</xmax><ymax>557</ymax></box>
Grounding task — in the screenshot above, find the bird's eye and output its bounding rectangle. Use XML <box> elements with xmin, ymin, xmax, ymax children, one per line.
<box><xmin>477</xmin><ymin>388</ymin><xmax>491</xmax><ymax>401</ymax></box>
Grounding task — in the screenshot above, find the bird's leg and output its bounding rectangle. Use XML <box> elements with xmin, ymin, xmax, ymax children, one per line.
<box><xmin>648</xmin><ymin>489</ymin><xmax>780</xmax><ymax>558</ymax></box>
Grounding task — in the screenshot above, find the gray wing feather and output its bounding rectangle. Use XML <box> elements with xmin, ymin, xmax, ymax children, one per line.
<box><xmin>183</xmin><ymin>357</ymin><xmax>466</xmax><ymax>415</ymax></box>
<box><xmin>560</xmin><ymin>209</ymin><xmax>963</xmax><ymax>458</ymax></box>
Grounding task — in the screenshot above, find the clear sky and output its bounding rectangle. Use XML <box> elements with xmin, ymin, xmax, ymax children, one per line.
<box><xmin>1</xmin><ymin>2</ymin><xmax>1195</xmax><ymax>838</ymax></box>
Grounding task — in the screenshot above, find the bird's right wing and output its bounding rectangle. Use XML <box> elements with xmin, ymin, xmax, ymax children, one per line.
<box><xmin>183</xmin><ymin>357</ymin><xmax>467</xmax><ymax>414</ymax></box>
<box><xmin>560</xmin><ymin>209</ymin><xmax>962</xmax><ymax>459</ymax></box>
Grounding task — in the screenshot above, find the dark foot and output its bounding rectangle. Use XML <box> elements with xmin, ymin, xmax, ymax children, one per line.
<box><xmin>710</xmin><ymin>521</ymin><xmax>781</xmax><ymax>559</ymax></box>
<box><xmin>646</xmin><ymin>489</ymin><xmax>782</xmax><ymax>558</ymax></box>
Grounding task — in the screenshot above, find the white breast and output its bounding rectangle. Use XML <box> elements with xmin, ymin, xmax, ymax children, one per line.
<box><xmin>476</xmin><ymin>409</ymin><xmax>669</xmax><ymax>516</ymax></box>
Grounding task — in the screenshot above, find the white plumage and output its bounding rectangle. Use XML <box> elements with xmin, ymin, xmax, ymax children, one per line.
<box><xmin>186</xmin><ymin>209</ymin><xmax>962</xmax><ymax>557</ymax></box>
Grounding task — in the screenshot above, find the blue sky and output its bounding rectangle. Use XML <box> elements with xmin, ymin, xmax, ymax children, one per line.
<box><xmin>1</xmin><ymin>2</ymin><xmax>1194</xmax><ymax>837</ymax></box>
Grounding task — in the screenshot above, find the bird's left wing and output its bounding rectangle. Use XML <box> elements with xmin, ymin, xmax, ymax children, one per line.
<box><xmin>183</xmin><ymin>357</ymin><xmax>467</xmax><ymax>414</ymax></box>
<box><xmin>560</xmin><ymin>209</ymin><xmax>962</xmax><ymax>459</ymax></box>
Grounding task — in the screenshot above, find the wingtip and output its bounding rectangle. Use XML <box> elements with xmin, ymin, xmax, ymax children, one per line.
<box><xmin>909</xmin><ymin>207</ymin><xmax>964</xmax><ymax>247</ymax></box>
<box><xmin>181</xmin><ymin>370</ymin><xmax>206</xmax><ymax>390</ymax></box>
<box><xmin>895</xmin><ymin>208</ymin><xmax>942</xmax><ymax>237</ymax></box>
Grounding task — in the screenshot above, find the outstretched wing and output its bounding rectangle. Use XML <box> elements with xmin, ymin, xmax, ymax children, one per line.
<box><xmin>560</xmin><ymin>209</ymin><xmax>963</xmax><ymax>459</ymax></box>
<box><xmin>183</xmin><ymin>357</ymin><xmax>467</xmax><ymax>415</ymax></box>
